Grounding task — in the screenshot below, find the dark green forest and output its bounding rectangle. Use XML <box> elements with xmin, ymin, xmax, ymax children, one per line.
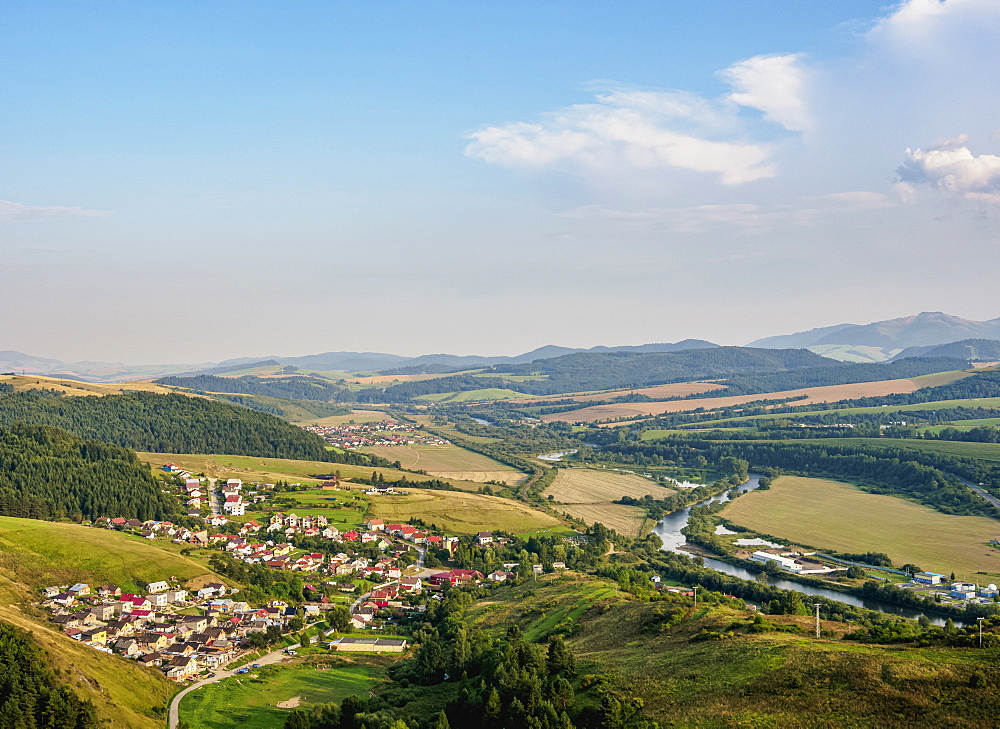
<box><xmin>0</xmin><ymin>423</ymin><xmax>176</xmax><ymax>520</ymax></box>
<box><xmin>0</xmin><ymin>390</ymin><xmax>393</xmax><ymax>466</ymax></box>
<box><xmin>0</xmin><ymin>620</ymin><xmax>99</xmax><ymax>728</ymax></box>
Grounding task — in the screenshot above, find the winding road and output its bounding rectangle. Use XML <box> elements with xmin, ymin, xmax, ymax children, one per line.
<box><xmin>167</xmin><ymin>645</ymin><xmax>294</xmax><ymax>729</ymax></box>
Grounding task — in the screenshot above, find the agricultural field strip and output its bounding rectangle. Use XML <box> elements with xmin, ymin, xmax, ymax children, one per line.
<box><xmin>358</xmin><ymin>441</ymin><xmax>521</xmax><ymax>475</ymax></box>
<box><xmin>549</xmin><ymin>378</ymin><xmax>927</xmax><ymax>424</ymax></box>
<box><xmin>544</xmin><ymin>468</ymin><xmax>675</xmax><ymax>503</ymax></box>
<box><xmin>518</xmin><ymin>381</ymin><xmax>727</xmax><ymax>404</ymax></box>
<box><xmin>720</xmin><ymin>475</ymin><xmax>1000</xmax><ymax>579</ymax></box>
<box><xmin>559</xmin><ymin>503</ymin><xmax>650</xmax><ymax>538</ymax></box>
<box><xmin>367</xmin><ymin>489</ymin><xmax>561</xmax><ymax>534</ymax></box>
<box><xmin>670</xmin><ymin>396</ymin><xmax>1000</xmax><ymax>429</ymax></box>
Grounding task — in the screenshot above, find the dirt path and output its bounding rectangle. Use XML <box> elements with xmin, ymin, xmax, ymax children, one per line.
<box><xmin>277</xmin><ymin>696</ymin><xmax>302</xmax><ymax>709</ymax></box>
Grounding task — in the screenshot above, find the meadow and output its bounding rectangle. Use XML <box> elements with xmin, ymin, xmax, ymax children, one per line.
<box><xmin>367</xmin><ymin>488</ymin><xmax>562</xmax><ymax>534</ymax></box>
<box><xmin>547</xmin><ymin>377</ymin><xmax>930</xmax><ymax>423</ymax></box>
<box><xmin>520</xmin><ymin>380</ymin><xmax>725</xmax><ymax>404</ymax></box>
<box><xmin>359</xmin><ymin>442</ymin><xmax>525</xmax><ymax>485</ymax></box>
<box><xmin>720</xmin><ymin>476</ymin><xmax>1000</xmax><ymax>579</ymax></box>
<box><xmin>544</xmin><ymin>467</ymin><xmax>675</xmax><ymax>503</ymax></box>
<box><xmin>414</xmin><ymin>388</ymin><xmax>532</xmax><ymax>402</ymax></box>
<box><xmin>178</xmin><ymin>659</ymin><xmax>383</xmax><ymax>729</ymax></box>
<box><xmin>0</xmin><ymin>516</ymin><xmax>219</xmax><ymax>598</ymax></box>
<box><xmin>0</xmin><ymin>373</ymin><xmax>189</xmax><ymax>397</ymax></box>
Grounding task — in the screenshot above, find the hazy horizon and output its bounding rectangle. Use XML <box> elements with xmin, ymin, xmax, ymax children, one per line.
<box><xmin>5</xmin><ymin>1</ymin><xmax>1000</xmax><ymax>362</ymax></box>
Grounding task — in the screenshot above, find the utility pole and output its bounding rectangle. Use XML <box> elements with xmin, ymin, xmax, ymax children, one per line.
<box><xmin>978</xmin><ymin>617</ymin><xmax>985</xmax><ymax>648</ymax></box>
<box><xmin>814</xmin><ymin>604</ymin><xmax>822</xmax><ymax>639</ymax></box>
<box><xmin>693</xmin><ymin>585</ymin><xmax>699</xmax><ymax>609</ymax></box>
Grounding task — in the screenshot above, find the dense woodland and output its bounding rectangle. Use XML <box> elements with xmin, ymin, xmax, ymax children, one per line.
<box><xmin>0</xmin><ymin>390</ymin><xmax>393</xmax><ymax>466</ymax></box>
<box><xmin>0</xmin><ymin>423</ymin><xmax>176</xmax><ymax>520</ymax></box>
<box><xmin>0</xmin><ymin>620</ymin><xmax>100</xmax><ymax>728</ymax></box>
<box><xmin>156</xmin><ymin>373</ymin><xmax>344</xmax><ymax>402</ymax></box>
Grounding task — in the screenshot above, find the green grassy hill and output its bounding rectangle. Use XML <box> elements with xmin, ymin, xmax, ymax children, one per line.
<box><xmin>469</xmin><ymin>574</ymin><xmax>1000</xmax><ymax>728</ymax></box>
<box><xmin>0</xmin><ymin>517</ymin><xmax>232</xmax><ymax>728</ymax></box>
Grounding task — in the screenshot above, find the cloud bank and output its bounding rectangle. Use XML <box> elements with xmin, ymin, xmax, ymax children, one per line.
<box><xmin>464</xmin><ymin>54</ymin><xmax>809</xmax><ymax>186</ymax></box>
<box><xmin>0</xmin><ymin>200</ymin><xmax>110</xmax><ymax>222</ymax></box>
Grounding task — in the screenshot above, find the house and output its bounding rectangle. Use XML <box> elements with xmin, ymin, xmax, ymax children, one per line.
<box><xmin>400</xmin><ymin>577</ymin><xmax>422</xmax><ymax>592</ymax></box>
<box><xmin>429</xmin><ymin>569</ymin><xmax>484</xmax><ymax>587</ymax></box>
<box><xmin>488</xmin><ymin>570</ymin><xmax>514</xmax><ymax>582</ymax></box>
<box><xmin>365</xmin><ymin>519</ymin><xmax>385</xmax><ymax>531</ymax></box>
<box><xmin>476</xmin><ymin>531</ymin><xmax>494</xmax><ymax>545</ymax></box>
<box><xmin>68</xmin><ymin>583</ymin><xmax>91</xmax><ymax>595</ymax></box>
<box><xmin>146</xmin><ymin>581</ymin><xmax>170</xmax><ymax>594</ymax></box>
<box><xmin>164</xmin><ymin>656</ymin><xmax>199</xmax><ymax>680</ymax></box>
<box><xmin>146</xmin><ymin>593</ymin><xmax>170</xmax><ymax>608</ymax></box>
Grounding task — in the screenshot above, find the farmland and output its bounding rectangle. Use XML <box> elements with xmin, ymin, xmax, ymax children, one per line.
<box><xmin>559</xmin><ymin>503</ymin><xmax>652</xmax><ymax>538</ymax></box>
<box><xmin>721</xmin><ymin>476</ymin><xmax>1000</xmax><ymax>579</ymax></box>
<box><xmin>134</xmin><ymin>452</ymin><xmax>487</xmax><ymax>491</ymax></box>
<box><xmin>178</xmin><ymin>658</ymin><xmax>384</xmax><ymax>729</ymax></box>
<box><xmin>415</xmin><ymin>387</ymin><xmax>532</xmax><ymax>402</ymax></box>
<box><xmin>367</xmin><ymin>488</ymin><xmax>563</xmax><ymax>535</ymax></box>
<box><xmin>359</xmin><ymin>442</ymin><xmax>525</xmax><ymax>485</ymax></box>
<box><xmin>544</xmin><ymin>467</ymin><xmax>674</xmax><ymax>503</ymax></box>
<box><xmin>544</xmin><ymin>377</ymin><xmax>931</xmax><ymax>423</ymax></box>
<box><xmin>520</xmin><ymin>380</ymin><xmax>726</xmax><ymax>404</ymax></box>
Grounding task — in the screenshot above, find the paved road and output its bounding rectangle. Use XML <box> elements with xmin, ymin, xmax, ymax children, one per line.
<box><xmin>958</xmin><ymin>476</ymin><xmax>1000</xmax><ymax>510</ymax></box>
<box><xmin>207</xmin><ymin>477</ymin><xmax>220</xmax><ymax>517</ymax></box>
<box><xmin>167</xmin><ymin>645</ymin><xmax>294</xmax><ymax>729</ymax></box>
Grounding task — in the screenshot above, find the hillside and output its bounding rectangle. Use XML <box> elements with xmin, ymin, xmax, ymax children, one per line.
<box><xmin>0</xmin><ymin>517</ymin><xmax>226</xmax><ymax>728</ymax></box>
<box><xmin>893</xmin><ymin>339</ymin><xmax>1000</xmax><ymax>362</ymax></box>
<box><xmin>0</xmin><ymin>423</ymin><xmax>176</xmax><ymax>521</ymax></box>
<box><xmin>0</xmin><ymin>389</ymin><xmax>391</xmax><ymax>465</ymax></box>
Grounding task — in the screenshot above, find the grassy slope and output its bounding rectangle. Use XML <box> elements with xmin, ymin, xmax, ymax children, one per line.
<box><xmin>720</xmin><ymin>476</ymin><xmax>1000</xmax><ymax>580</ymax></box>
<box><xmin>178</xmin><ymin>657</ymin><xmax>385</xmax><ymax>729</ymax></box>
<box><xmin>0</xmin><ymin>517</ymin><xmax>233</xmax><ymax>728</ymax></box>
<box><xmin>471</xmin><ymin>574</ymin><xmax>1000</xmax><ymax>728</ymax></box>
<box><xmin>359</xmin><ymin>442</ymin><xmax>525</xmax><ymax>485</ymax></box>
<box><xmin>0</xmin><ymin>373</ymin><xmax>189</xmax><ymax>397</ymax></box>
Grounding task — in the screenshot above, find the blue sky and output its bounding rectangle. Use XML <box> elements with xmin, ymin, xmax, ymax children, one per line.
<box><xmin>3</xmin><ymin>1</ymin><xmax>1000</xmax><ymax>362</ymax></box>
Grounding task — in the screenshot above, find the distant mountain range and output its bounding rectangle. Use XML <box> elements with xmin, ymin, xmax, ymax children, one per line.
<box><xmin>7</xmin><ymin>311</ymin><xmax>1000</xmax><ymax>383</ymax></box>
<box><xmin>748</xmin><ymin>312</ymin><xmax>1000</xmax><ymax>362</ymax></box>
<box><xmin>0</xmin><ymin>340</ymin><xmax>721</xmax><ymax>383</ymax></box>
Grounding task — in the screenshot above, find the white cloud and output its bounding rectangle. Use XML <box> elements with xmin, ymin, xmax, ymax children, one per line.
<box><xmin>897</xmin><ymin>139</ymin><xmax>1000</xmax><ymax>202</ymax></box>
<box><xmin>465</xmin><ymin>54</ymin><xmax>811</xmax><ymax>186</ymax></box>
<box><xmin>0</xmin><ymin>200</ymin><xmax>110</xmax><ymax>222</ymax></box>
<box><xmin>721</xmin><ymin>54</ymin><xmax>810</xmax><ymax>132</ymax></box>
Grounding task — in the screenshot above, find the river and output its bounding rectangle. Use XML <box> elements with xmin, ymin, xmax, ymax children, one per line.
<box><xmin>651</xmin><ymin>475</ymin><xmax>962</xmax><ymax>626</ymax></box>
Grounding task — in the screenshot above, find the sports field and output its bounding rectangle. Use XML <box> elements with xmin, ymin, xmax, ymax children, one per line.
<box><xmin>721</xmin><ymin>476</ymin><xmax>1000</xmax><ymax>579</ymax></box>
<box><xmin>546</xmin><ymin>378</ymin><xmax>930</xmax><ymax>424</ymax></box>
<box><xmin>359</xmin><ymin>442</ymin><xmax>525</xmax><ymax>485</ymax></box>
<box><xmin>544</xmin><ymin>468</ymin><xmax>674</xmax><ymax>503</ymax></box>
<box><xmin>559</xmin><ymin>503</ymin><xmax>651</xmax><ymax>538</ymax></box>
<box><xmin>178</xmin><ymin>660</ymin><xmax>382</xmax><ymax>729</ymax></box>
<box><xmin>367</xmin><ymin>488</ymin><xmax>561</xmax><ymax>534</ymax></box>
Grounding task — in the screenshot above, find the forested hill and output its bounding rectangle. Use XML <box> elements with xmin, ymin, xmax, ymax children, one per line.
<box><xmin>478</xmin><ymin>347</ymin><xmax>838</xmax><ymax>395</ymax></box>
<box><xmin>155</xmin><ymin>373</ymin><xmax>343</xmax><ymax>402</ymax></box>
<box><xmin>0</xmin><ymin>620</ymin><xmax>100</xmax><ymax>728</ymax></box>
<box><xmin>0</xmin><ymin>423</ymin><xmax>176</xmax><ymax>521</ymax></box>
<box><xmin>0</xmin><ymin>390</ymin><xmax>390</xmax><ymax>466</ymax></box>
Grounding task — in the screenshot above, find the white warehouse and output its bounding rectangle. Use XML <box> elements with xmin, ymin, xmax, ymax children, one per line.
<box><xmin>749</xmin><ymin>551</ymin><xmax>803</xmax><ymax>572</ymax></box>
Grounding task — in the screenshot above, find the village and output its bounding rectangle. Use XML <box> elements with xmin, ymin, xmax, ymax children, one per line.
<box><xmin>36</xmin><ymin>468</ymin><xmax>528</xmax><ymax>683</ymax></box>
<box><xmin>300</xmin><ymin>420</ymin><xmax>450</xmax><ymax>449</ymax></box>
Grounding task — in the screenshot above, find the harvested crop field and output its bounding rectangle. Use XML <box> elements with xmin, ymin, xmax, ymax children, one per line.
<box><xmin>522</xmin><ymin>381</ymin><xmax>726</xmax><ymax>404</ymax></box>
<box><xmin>560</xmin><ymin>503</ymin><xmax>651</xmax><ymax>538</ymax></box>
<box><xmin>358</xmin><ymin>442</ymin><xmax>524</xmax><ymax>485</ymax></box>
<box><xmin>368</xmin><ymin>488</ymin><xmax>561</xmax><ymax>534</ymax></box>
<box><xmin>346</xmin><ymin>373</ymin><xmax>459</xmax><ymax>385</ymax></box>
<box><xmin>544</xmin><ymin>468</ymin><xmax>674</xmax><ymax>503</ymax></box>
<box><xmin>546</xmin><ymin>377</ymin><xmax>928</xmax><ymax>424</ymax></box>
<box><xmin>721</xmin><ymin>476</ymin><xmax>1000</xmax><ymax>579</ymax></box>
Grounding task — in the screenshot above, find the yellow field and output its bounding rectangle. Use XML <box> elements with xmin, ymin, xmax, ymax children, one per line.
<box><xmin>547</xmin><ymin>377</ymin><xmax>928</xmax><ymax>424</ymax></box>
<box><xmin>134</xmin><ymin>452</ymin><xmax>486</xmax><ymax>491</ymax></box>
<box><xmin>721</xmin><ymin>476</ymin><xmax>1000</xmax><ymax>579</ymax></box>
<box><xmin>560</xmin><ymin>503</ymin><xmax>651</xmax><ymax>538</ymax></box>
<box><xmin>367</xmin><ymin>488</ymin><xmax>561</xmax><ymax>534</ymax></box>
<box><xmin>0</xmin><ymin>374</ymin><xmax>191</xmax><ymax>397</ymax></box>
<box><xmin>544</xmin><ymin>468</ymin><xmax>675</xmax><ymax>503</ymax></box>
<box><xmin>346</xmin><ymin>373</ymin><xmax>461</xmax><ymax>385</ymax></box>
<box><xmin>521</xmin><ymin>381</ymin><xmax>726</xmax><ymax>404</ymax></box>
<box><xmin>359</xmin><ymin>443</ymin><xmax>525</xmax><ymax>485</ymax></box>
